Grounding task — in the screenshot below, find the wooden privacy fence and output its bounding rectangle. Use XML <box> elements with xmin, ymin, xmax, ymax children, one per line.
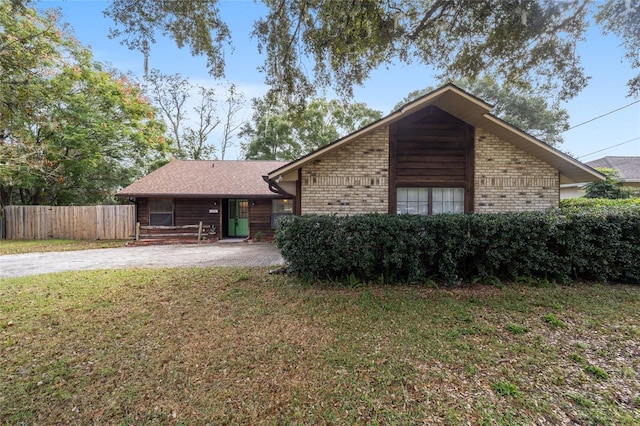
<box><xmin>2</xmin><ymin>205</ymin><xmax>135</xmax><ymax>240</ymax></box>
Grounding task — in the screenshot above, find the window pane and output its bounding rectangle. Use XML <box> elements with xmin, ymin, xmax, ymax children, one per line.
<box><xmin>433</xmin><ymin>188</ymin><xmax>464</xmax><ymax>215</ymax></box>
<box><xmin>418</xmin><ymin>202</ymin><xmax>430</xmax><ymax>215</ymax></box>
<box><xmin>397</xmin><ymin>202</ymin><xmax>409</xmax><ymax>214</ymax></box>
<box><xmin>272</xmin><ymin>199</ymin><xmax>293</xmax><ymax>214</ymax></box>
<box><xmin>432</xmin><ymin>200</ymin><xmax>444</xmax><ymax>215</ymax></box>
<box><xmin>407</xmin><ymin>201</ymin><xmax>419</xmax><ymax>215</ymax></box>
<box><xmin>397</xmin><ymin>187</ymin><xmax>463</xmax><ymax>216</ymax></box>
<box><xmin>149</xmin><ymin>198</ymin><xmax>173</xmax><ymax>225</ymax></box>
<box><xmin>150</xmin><ymin>213</ymin><xmax>172</xmax><ymax>226</ymax></box>
<box><xmin>397</xmin><ymin>188</ymin><xmax>408</xmax><ymax>202</ymax></box>
<box><xmin>272</xmin><ymin>199</ymin><xmax>293</xmax><ymax>228</ymax></box>
<box><xmin>432</xmin><ymin>188</ymin><xmax>443</xmax><ymax>203</ymax></box>
<box><xmin>149</xmin><ymin>198</ymin><xmax>173</xmax><ymax>213</ymax></box>
<box><xmin>238</xmin><ymin>200</ymin><xmax>249</xmax><ymax>218</ymax></box>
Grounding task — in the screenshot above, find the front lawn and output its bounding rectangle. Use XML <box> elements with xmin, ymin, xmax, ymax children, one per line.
<box><xmin>1</xmin><ymin>268</ymin><xmax>638</xmax><ymax>424</ymax></box>
<box><xmin>0</xmin><ymin>239</ymin><xmax>127</xmax><ymax>255</ymax></box>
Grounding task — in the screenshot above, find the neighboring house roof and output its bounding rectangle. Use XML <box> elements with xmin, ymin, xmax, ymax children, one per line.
<box><xmin>267</xmin><ymin>83</ymin><xmax>604</xmax><ymax>185</ymax></box>
<box><xmin>587</xmin><ymin>156</ymin><xmax>640</xmax><ymax>183</ymax></box>
<box><xmin>117</xmin><ymin>160</ymin><xmax>289</xmax><ymax>198</ymax></box>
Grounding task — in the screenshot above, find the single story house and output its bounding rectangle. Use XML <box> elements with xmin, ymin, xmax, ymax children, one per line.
<box><xmin>117</xmin><ymin>160</ymin><xmax>292</xmax><ymax>239</ymax></box>
<box><xmin>560</xmin><ymin>156</ymin><xmax>640</xmax><ymax>198</ymax></box>
<box><xmin>119</xmin><ymin>84</ymin><xmax>604</xmax><ymax>240</ymax></box>
<box><xmin>266</xmin><ymin>84</ymin><xmax>604</xmax><ymax>215</ymax></box>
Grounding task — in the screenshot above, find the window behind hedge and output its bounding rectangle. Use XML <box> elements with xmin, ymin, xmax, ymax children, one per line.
<box><xmin>271</xmin><ymin>199</ymin><xmax>294</xmax><ymax>228</ymax></box>
<box><xmin>397</xmin><ymin>187</ymin><xmax>464</xmax><ymax>215</ymax></box>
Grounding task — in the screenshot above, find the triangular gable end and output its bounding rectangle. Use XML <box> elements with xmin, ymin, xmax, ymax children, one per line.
<box><xmin>268</xmin><ymin>84</ymin><xmax>604</xmax><ymax>185</ymax></box>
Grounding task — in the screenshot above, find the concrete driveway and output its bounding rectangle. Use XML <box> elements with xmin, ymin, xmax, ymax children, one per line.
<box><xmin>0</xmin><ymin>242</ymin><xmax>285</xmax><ymax>278</ymax></box>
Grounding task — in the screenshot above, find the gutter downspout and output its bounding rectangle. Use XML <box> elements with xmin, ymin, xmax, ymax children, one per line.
<box><xmin>262</xmin><ymin>175</ymin><xmax>295</xmax><ymax>198</ymax></box>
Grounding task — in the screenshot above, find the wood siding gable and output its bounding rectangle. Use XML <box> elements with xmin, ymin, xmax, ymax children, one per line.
<box><xmin>389</xmin><ymin>106</ymin><xmax>475</xmax><ymax>213</ymax></box>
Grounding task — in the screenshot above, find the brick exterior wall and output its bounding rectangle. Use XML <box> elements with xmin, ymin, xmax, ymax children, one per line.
<box><xmin>300</xmin><ymin>127</ymin><xmax>389</xmax><ymax>215</ymax></box>
<box><xmin>474</xmin><ymin>128</ymin><xmax>559</xmax><ymax>212</ymax></box>
<box><xmin>299</xmin><ymin>125</ymin><xmax>560</xmax><ymax>215</ymax></box>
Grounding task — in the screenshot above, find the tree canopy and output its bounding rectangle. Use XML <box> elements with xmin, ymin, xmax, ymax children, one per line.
<box><xmin>0</xmin><ymin>3</ymin><xmax>168</xmax><ymax>206</ymax></box>
<box><xmin>98</xmin><ymin>0</ymin><xmax>640</xmax><ymax>106</ymax></box>
<box><xmin>393</xmin><ymin>77</ymin><xmax>570</xmax><ymax>146</ymax></box>
<box><xmin>241</xmin><ymin>97</ymin><xmax>382</xmax><ymax>160</ymax></box>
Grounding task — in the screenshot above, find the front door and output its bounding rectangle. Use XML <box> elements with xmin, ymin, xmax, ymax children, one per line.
<box><xmin>228</xmin><ymin>199</ymin><xmax>249</xmax><ymax>237</ymax></box>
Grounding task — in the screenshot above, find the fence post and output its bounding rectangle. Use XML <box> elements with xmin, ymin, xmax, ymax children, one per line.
<box><xmin>136</xmin><ymin>222</ymin><xmax>140</xmax><ymax>241</ymax></box>
<box><xmin>198</xmin><ymin>221</ymin><xmax>203</xmax><ymax>241</ymax></box>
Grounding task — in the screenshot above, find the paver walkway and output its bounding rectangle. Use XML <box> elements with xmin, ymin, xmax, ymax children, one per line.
<box><xmin>0</xmin><ymin>242</ymin><xmax>284</xmax><ymax>278</ymax></box>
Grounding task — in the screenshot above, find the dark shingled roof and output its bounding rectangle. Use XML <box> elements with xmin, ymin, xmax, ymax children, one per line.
<box><xmin>587</xmin><ymin>156</ymin><xmax>640</xmax><ymax>182</ymax></box>
<box><xmin>117</xmin><ymin>160</ymin><xmax>288</xmax><ymax>198</ymax></box>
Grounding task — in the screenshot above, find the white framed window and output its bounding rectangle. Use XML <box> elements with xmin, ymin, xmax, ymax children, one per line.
<box><xmin>149</xmin><ymin>198</ymin><xmax>173</xmax><ymax>226</ymax></box>
<box><xmin>271</xmin><ymin>199</ymin><xmax>294</xmax><ymax>228</ymax></box>
<box><xmin>432</xmin><ymin>188</ymin><xmax>465</xmax><ymax>214</ymax></box>
<box><xmin>397</xmin><ymin>188</ymin><xmax>464</xmax><ymax>215</ymax></box>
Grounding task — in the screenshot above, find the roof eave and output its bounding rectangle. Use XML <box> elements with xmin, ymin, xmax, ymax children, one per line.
<box><xmin>479</xmin><ymin>114</ymin><xmax>605</xmax><ymax>184</ymax></box>
<box><xmin>116</xmin><ymin>193</ymin><xmax>284</xmax><ymax>198</ymax></box>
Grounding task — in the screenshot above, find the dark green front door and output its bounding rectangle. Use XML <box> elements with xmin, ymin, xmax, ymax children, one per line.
<box><xmin>228</xmin><ymin>199</ymin><xmax>249</xmax><ymax>237</ymax></box>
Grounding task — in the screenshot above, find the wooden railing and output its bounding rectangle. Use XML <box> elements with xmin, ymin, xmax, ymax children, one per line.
<box><xmin>135</xmin><ymin>222</ymin><xmax>216</xmax><ymax>242</ymax></box>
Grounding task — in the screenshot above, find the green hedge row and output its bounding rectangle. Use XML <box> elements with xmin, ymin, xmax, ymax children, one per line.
<box><xmin>560</xmin><ymin>197</ymin><xmax>640</xmax><ymax>214</ymax></box>
<box><xmin>275</xmin><ymin>209</ymin><xmax>640</xmax><ymax>285</ymax></box>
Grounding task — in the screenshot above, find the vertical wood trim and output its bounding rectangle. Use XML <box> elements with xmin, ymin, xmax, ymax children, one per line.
<box><xmin>388</xmin><ymin>123</ymin><xmax>397</xmax><ymax>214</ymax></box>
<box><xmin>296</xmin><ymin>168</ymin><xmax>302</xmax><ymax>215</ymax></box>
<box><xmin>247</xmin><ymin>200</ymin><xmax>252</xmax><ymax>238</ymax></box>
<box><xmin>217</xmin><ymin>197</ymin><xmax>223</xmax><ymax>239</ymax></box>
<box><xmin>558</xmin><ymin>170</ymin><xmax>561</xmax><ymax>207</ymax></box>
<box><xmin>466</xmin><ymin>126</ymin><xmax>475</xmax><ymax>213</ymax></box>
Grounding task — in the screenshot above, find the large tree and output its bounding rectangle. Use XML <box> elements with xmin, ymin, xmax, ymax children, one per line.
<box><xmin>98</xmin><ymin>0</ymin><xmax>639</xmax><ymax>106</ymax></box>
<box><xmin>241</xmin><ymin>97</ymin><xmax>382</xmax><ymax>160</ymax></box>
<box><xmin>142</xmin><ymin>70</ymin><xmax>246</xmax><ymax>160</ymax></box>
<box><xmin>393</xmin><ymin>77</ymin><xmax>570</xmax><ymax>146</ymax></box>
<box><xmin>219</xmin><ymin>84</ymin><xmax>245</xmax><ymax>160</ymax></box>
<box><xmin>0</xmin><ymin>4</ymin><xmax>167</xmax><ymax>207</ymax></box>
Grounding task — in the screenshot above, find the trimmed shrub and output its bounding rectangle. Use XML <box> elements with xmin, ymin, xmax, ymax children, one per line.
<box><xmin>275</xmin><ymin>208</ymin><xmax>640</xmax><ymax>285</ymax></box>
<box><xmin>560</xmin><ymin>197</ymin><xmax>640</xmax><ymax>214</ymax></box>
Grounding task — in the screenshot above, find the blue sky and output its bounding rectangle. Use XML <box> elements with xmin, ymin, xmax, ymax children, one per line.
<box><xmin>41</xmin><ymin>0</ymin><xmax>639</xmax><ymax>161</ymax></box>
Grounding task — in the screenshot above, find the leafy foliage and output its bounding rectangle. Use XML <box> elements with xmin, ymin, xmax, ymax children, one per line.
<box><xmin>98</xmin><ymin>0</ymin><xmax>640</xmax><ymax>107</ymax></box>
<box><xmin>583</xmin><ymin>167</ymin><xmax>636</xmax><ymax>199</ymax></box>
<box><xmin>253</xmin><ymin>0</ymin><xmax>592</xmax><ymax>105</ymax></box>
<box><xmin>0</xmin><ymin>4</ymin><xmax>168</xmax><ymax>207</ymax></box>
<box><xmin>104</xmin><ymin>0</ymin><xmax>230</xmax><ymax>77</ymax></box>
<box><xmin>241</xmin><ymin>97</ymin><xmax>381</xmax><ymax>160</ymax></box>
<box><xmin>276</xmin><ymin>209</ymin><xmax>640</xmax><ymax>285</ymax></box>
<box><xmin>560</xmin><ymin>197</ymin><xmax>640</xmax><ymax>213</ymax></box>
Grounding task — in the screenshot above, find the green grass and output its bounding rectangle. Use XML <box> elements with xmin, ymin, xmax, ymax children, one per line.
<box><xmin>0</xmin><ymin>239</ymin><xmax>127</xmax><ymax>255</ymax></box>
<box><xmin>1</xmin><ymin>269</ymin><xmax>639</xmax><ymax>424</ymax></box>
